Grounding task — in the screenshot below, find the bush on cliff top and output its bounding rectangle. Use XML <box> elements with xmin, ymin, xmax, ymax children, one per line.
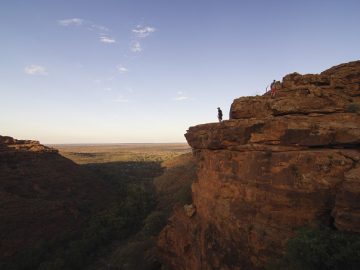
<box><xmin>268</xmin><ymin>227</ymin><xmax>360</xmax><ymax>270</ymax></box>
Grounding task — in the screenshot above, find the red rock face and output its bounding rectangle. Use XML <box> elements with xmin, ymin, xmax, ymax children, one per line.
<box><xmin>158</xmin><ymin>61</ymin><xmax>360</xmax><ymax>270</ymax></box>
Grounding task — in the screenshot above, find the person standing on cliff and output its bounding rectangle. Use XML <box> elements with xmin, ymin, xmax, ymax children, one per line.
<box><xmin>270</xmin><ymin>80</ymin><xmax>277</xmax><ymax>98</ymax></box>
<box><xmin>217</xmin><ymin>107</ymin><xmax>223</xmax><ymax>122</ymax></box>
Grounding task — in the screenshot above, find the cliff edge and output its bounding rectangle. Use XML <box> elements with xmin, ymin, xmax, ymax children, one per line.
<box><xmin>158</xmin><ymin>61</ymin><xmax>360</xmax><ymax>269</ymax></box>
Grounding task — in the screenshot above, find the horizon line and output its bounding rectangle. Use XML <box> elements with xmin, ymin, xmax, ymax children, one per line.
<box><xmin>46</xmin><ymin>142</ymin><xmax>189</xmax><ymax>146</ymax></box>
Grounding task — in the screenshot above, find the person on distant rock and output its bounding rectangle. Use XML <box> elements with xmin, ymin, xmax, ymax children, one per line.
<box><xmin>270</xmin><ymin>80</ymin><xmax>277</xmax><ymax>98</ymax></box>
<box><xmin>217</xmin><ymin>107</ymin><xmax>223</xmax><ymax>122</ymax></box>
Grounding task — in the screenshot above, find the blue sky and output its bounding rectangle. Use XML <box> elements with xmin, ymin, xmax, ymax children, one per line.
<box><xmin>1</xmin><ymin>0</ymin><xmax>359</xmax><ymax>143</ymax></box>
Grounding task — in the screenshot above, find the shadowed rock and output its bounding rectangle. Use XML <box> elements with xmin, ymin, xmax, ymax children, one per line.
<box><xmin>0</xmin><ymin>135</ymin><xmax>112</xmax><ymax>259</ymax></box>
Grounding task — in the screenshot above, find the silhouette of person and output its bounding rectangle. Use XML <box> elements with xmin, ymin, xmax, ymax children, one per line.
<box><xmin>270</xmin><ymin>80</ymin><xmax>277</xmax><ymax>98</ymax></box>
<box><xmin>217</xmin><ymin>107</ymin><xmax>223</xmax><ymax>122</ymax></box>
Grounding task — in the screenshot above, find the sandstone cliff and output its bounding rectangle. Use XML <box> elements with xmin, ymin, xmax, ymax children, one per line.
<box><xmin>158</xmin><ymin>61</ymin><xmax>360</xmax><ymax>269</ymax></box>
<box><xmin>0</xmin><ymin>136</ymin><xmax>112</xmax><ymax>260</ymax></box>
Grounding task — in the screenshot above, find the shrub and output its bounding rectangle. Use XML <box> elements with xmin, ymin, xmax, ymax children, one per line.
<box><xmin>346</xmin><ymin>103</ymin><xmax>360</xmax><ymax>113</ymax></box>
<box><xmin>176</xmin><ymin>185</ymin><xmax>192</xmax><ymax>205</ymax></box>
<box><xmin>142</xmin><ymin>211</ymin><xmax>168</xmax><ymax>236</ymax></box>
<box><xmin>267</xmin><ymin>227</ymin><xmax>360</xmax><ymax>270</ymax></box>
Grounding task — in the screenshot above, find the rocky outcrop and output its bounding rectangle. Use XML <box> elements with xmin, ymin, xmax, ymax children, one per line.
<box><xmin>0</xmin><ymin>136</ymin><xmax>112</xmax><ymax>260</ymax></box>
<box><xmin>158</xmin><ymin>61</ymin><xmax>360</xmax><ymax>269</ymax></box>
<box><xmin>0</xmin><ymin>135</ymin><xmax>58</xmax><ymax>153</ymax></box>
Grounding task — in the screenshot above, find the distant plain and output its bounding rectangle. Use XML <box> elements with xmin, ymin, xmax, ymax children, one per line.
<box><xmin>51</xmin><ymin>143</ymin><xmax>191</xmax><ymax>164</ymax></box>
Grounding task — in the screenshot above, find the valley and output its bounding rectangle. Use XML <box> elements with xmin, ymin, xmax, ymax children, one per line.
<box><xmin>0</xmin><ymin>140</ymin><xmax>195</xmax><ymax>270</ymax></box>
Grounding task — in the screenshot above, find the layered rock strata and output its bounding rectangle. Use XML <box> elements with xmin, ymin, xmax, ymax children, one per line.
<box><xmin>0</xmin><ymin>135</ymin><xmax>58</xmax><ymax>153</ymax></box>
<box><xmin>158</xmin><ymin>61</ymin><xmax>360</xmax><ymax>270</ymax></box>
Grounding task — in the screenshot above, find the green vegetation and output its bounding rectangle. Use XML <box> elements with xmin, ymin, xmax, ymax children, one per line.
<box><xmin>93</xmin><ymin>153</ymin><xmax>196</xmax><ymax>270</ymax></box>
<box><xmin>142</xmin><ymin>211</ymin><xmax>168</xmax><ymax>236</ymax></box>
<box><xmin>154</xmin><ymin>153</ymin><xmax>196</xmax><ymax>211</ymax></box>
<box><xmin>267</xmin><ymin>227</ymin><xmax>360</xmax><ymax>270</ymax></box>
<box><xmin>346</xmin><ymin>103</ymin><xmax>360</xmax><ymax>113</ymax></box>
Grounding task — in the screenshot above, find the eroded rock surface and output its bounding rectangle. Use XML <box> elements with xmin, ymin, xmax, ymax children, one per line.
<box><xmin>0</xmin><ymin>135</ymin><xmax>58</xmax><ymax>153</ymax></box>
<box><xmin>158</xmin><ymin>61</ymin><xmax>360</xmax><ymax>270</ymax></box>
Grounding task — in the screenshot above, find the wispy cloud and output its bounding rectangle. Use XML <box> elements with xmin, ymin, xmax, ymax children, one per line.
<box><xmin>88</xmin><ymin>24</ymin><xmax>109</xmax><ymax>32</ymax></box>
<box><xmin>59</xmin><ymin>18</ymin><xmax>113</xmax><ymax>44</ymax></box>
<box><xmin>174</xmin><ymin>96</ymin><xmax>189</xmax><ymax>101</ymax></box>
<box><xmin>173</xmin><ymin>92</ymin><xmax>189</xmax><ymax>101</ymax></box>
<box><xmin>130</xmin><ymin>25</ymin><xmax>156</xmax><ymax>53</ymax></box>
<box><xmin>24</xmin><ymin>65</ymin><xmax>48</xmax><ymax>76</ymax></box>
<box><xmin>114</xmin><ymin>95</ymin><xmax>129</xmax><ymax>103</ymax></box>
<box><xmin>132</xmin><ymin>25</ymin><xmax>156</xmax><ymax>38</ymax></box>
<box><xmin>93</xmin><ymin>76</ymin><xmax>114</xmax><ymax>85</ymax></box>
<box><xmin>130</xmin><ymin>41</ymin><xmax>142</xmax><ymax>52</ymax></box>
<box><xmin>116</xmin><ymin>64</ymin><xmax>128</xmax><ymax>74</ymax></box>
<box><xmin>58</xmin><ymin>18</ymin><xmax>84</xmax><ymax>26</ymax></box>
<box><xmin>100</xmin><ymin>35</ymin><xmax>116</xmax><ymax>44</ymax></box>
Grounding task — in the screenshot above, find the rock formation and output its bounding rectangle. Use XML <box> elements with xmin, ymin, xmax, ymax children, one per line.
<box><xmin>158</xmin><ymin>61</ymin><xmax>360</xmax><ymax>269</ymax></box>
<box><xmin>0</xmin><ymin>136</ymin><xmax>112</xmax><ymax>260</ymax></box>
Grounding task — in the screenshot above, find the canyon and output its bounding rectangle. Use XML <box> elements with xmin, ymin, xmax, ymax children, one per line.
<box><xmin>0</xmin><ymin>137</ymin><xmax>193</xmax><ymax>270</ymax></box>
<box><xmin>158</xmin><ymin>61</ymin><xmax>360</xmax><ymax>269</ymax></box>
<box><xmin>0</xmin><ymin>136</ymin><xmax>114</xmax><ymax>264</ymax></box>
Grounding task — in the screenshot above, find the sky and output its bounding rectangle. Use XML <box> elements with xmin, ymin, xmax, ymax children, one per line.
<box><xmin>1</xmin><ymin>0</ymin><xmax>359</xmax><ymax>144</ymax></box>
